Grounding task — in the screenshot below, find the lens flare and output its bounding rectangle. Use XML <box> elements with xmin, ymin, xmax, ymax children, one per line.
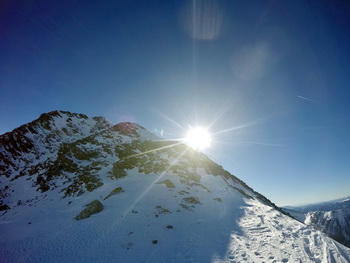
<box><xmin>180</xmin><ymin>0</ymin><xmax>224</xmax><ymax>41</ymax></box>
<box><xmin>185</xmin><ymin>127</ymin><xmax>212</xmax><ymax>150</ymax></box>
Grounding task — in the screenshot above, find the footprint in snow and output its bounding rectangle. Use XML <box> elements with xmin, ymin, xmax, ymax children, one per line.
<box><xmin>303</xmin><ymin>230</ymin><xmax>311</xmax><ymax>235</ymax></box>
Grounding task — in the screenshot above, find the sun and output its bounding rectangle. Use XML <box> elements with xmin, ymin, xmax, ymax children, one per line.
<box><xmin>184</xmin><ymin>127</ymin><xmax>212</xmax><ymax>150</ymax></box>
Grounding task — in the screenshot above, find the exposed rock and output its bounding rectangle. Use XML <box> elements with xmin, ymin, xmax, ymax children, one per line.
<box><xmin>213</xmin><ymin>197</ymin><xmax>222</xmax><ymax>202</ymax></box>
<box><xmin>0</xmin><ymin>203</ymin><xmax>10</xmax><ymax>211</ymax></box>
<box><xmin>183</xmin><ymin>197</ymin><xmax>201</xmax><ymax>204</ymax></box>
<box><xmin>156</xmin><ymin>179</ymin><xmax>175</xmax><ymax>188</ymax></box>
<box><xmin>103</xmin><ymin>187</ymin><xmax>124</xmax><ymax>200</ymax></box>
<box><xmin>74</xmin><ymin>200</ymin><xmax>104</xmax><ymax>220</ymax></box>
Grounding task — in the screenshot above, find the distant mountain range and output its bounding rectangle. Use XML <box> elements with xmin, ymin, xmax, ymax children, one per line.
<box><xmin>284</xmin><ymin>196</ymin><xmax>350</xmax><ymax>213</ymax></box>
<box><xmin>284</xmin><ymin>196</ymin><xmax>350</xmax><ymax>248</ymax></box>
<box><xmin>1</xmin><ymin>110</ymin><xmax>349</xmax><ymax>262</ymax></box>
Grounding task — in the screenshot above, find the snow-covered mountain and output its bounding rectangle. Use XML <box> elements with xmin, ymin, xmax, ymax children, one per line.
<box><xmin>284</xmin><ymin>197</ymin><xmax>350</xmax><ymax>248</ymax></box>
<box><xmin>1</xmin><ymin>110</ymin><xmax>350</xmax><ymax>262</ymax></box>
<box><xmin>284</xmin><ymin>197</ymin><xmax>350</xmax><ymax>213</ymax></box>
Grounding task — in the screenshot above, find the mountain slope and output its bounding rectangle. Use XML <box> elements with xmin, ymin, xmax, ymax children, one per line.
<box><xmin>305</xmin><ymin>210</ymin><xmax>350</xmax><ymax>248</ymax></box>
<box><xmin>1</xmin><ymin>111</ymin><xmax>350</xmax><ymax>263</ymax></box>
<box><xmin>285</xmin><ymin>197</ymin><xmax>350</xmax><ymax>248</ymax></box>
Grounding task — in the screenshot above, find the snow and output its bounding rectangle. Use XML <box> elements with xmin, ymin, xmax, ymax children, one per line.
<box><xmin>1</xmin><ymin>168</ymin><xmax>350</xmax><ymax>262</ymax></box>
<box><xmin>284</xmin><ymin>197</ymin><xmax>350</xmax><ymax>249</ymax></box>
<box><xmin>1</xmin><ymin>111</ymin><xmax>350</xmax><ymax>262</ymax></box>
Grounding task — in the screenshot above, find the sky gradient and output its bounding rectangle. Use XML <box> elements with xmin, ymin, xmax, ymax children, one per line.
<box><xmin>1</xmin><ymin>0</ymin><xmax>350</xmax><ymax>206</ymax></box>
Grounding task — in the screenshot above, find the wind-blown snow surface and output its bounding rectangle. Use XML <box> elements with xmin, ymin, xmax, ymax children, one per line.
<box><xmin>1</xmin><ymin>111</ymin><xmax>350</xmax><ymax>263</ymax></box>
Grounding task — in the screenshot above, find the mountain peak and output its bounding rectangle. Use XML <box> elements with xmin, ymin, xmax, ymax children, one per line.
<box><xmin>1</xmin><ymin>111</ymin><xmax>350</xmax><ymax>262</ymax></box>
<box><xmin>36</xmin><ymin>110</ymin><xmax>89</xmax><ymax>125</ymax></box>
<box><xmin>112</xmin><ymin>122</ymin><xmax>142</xmax><ymax>136</ymax></box>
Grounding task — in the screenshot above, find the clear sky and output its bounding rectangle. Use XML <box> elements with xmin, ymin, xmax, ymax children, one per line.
<box><xmin>1</xmin><ymin>0</ymin><xmax>350</xmax><ymax>206</ymax></box>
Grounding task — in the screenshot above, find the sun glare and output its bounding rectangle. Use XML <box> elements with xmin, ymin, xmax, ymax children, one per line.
<box><xmin>185</xmin><ymin>127</ymin><xmax>212</xmax><ymax>150</ymax></box>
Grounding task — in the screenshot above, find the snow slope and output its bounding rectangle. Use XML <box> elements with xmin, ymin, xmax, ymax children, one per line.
<box><xmin>1</xmin><ymin>111</ymin><xmax>350</xmax><ymax>263</ymax></box>
<box><xmin>285</xmin><ymin>198</ymin><xmax>350</xmax><ymax>248</ymax></box>
<box><xmin>305</xmin><ymin>210</ymin><xmax>350</xmax><ymax>247</ymax></box>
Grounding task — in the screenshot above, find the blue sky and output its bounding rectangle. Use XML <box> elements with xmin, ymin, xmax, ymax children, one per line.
<box><xmin>1</xmin><ymin>0</ymin><xmax>350</xmax><ymax>206</ymax></box>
